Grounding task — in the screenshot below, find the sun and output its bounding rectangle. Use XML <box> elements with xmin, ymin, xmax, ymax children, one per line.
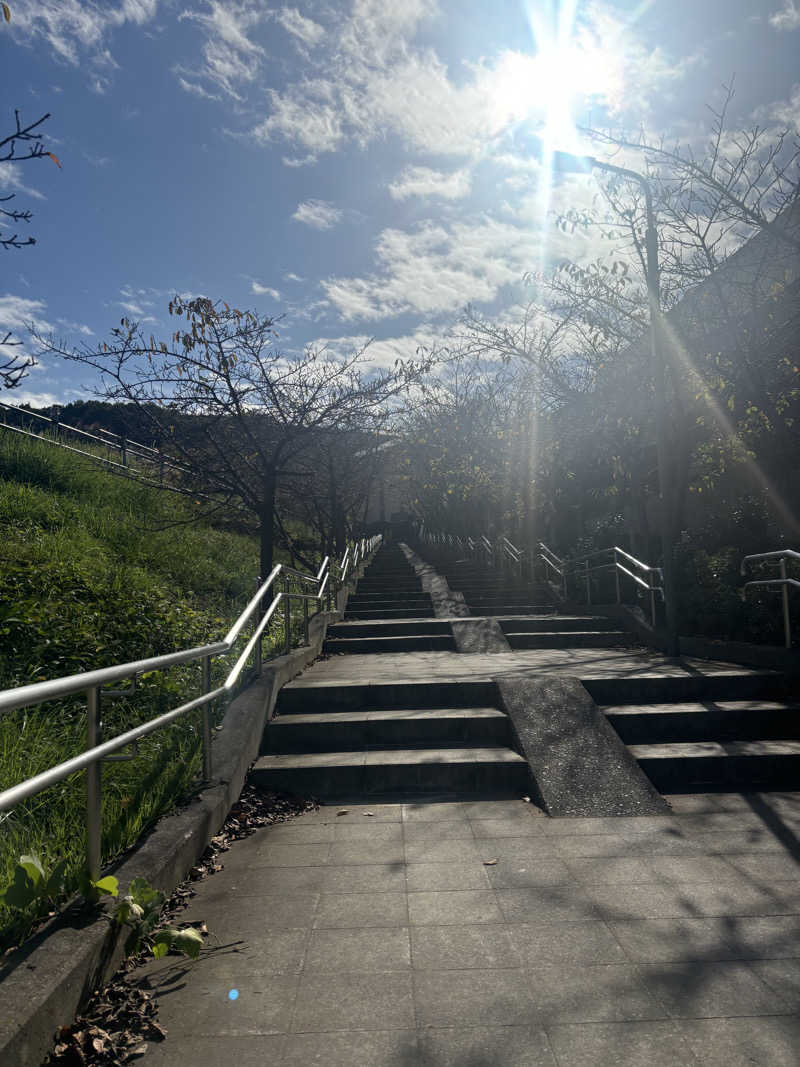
<box><xmin>490</xmin><ymin>4</ymin><xmax>622</xmax><ymax>152</ymax></box>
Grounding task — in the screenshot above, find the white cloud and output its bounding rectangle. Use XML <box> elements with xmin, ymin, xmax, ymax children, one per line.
<box><xmin>283</xmin><ymin>271</ymin><xmax>305</xmax><ymax>282</ymax></box>
<box><xmin>754</xmin><ymin>84</ymin><xmax>800</xmax><ymax>133</ymax></box>
<box><xmin>0</xmin><ymin>161</ymin><xmax>46</xmax><ymax>200</ymax></box>
<box><xmin>177</xmin><ymin>77</ymin><xmax>222</xmax><ymax>101</ymax></box>
<box><xmin>770</xmin><ymin>2</ymin><xmax>800</xmax><ymax>30</ymax></box>
<box><xmin>292</xmin><ymin>199</ymin><xmax>343</xmax><ymax>229</ymax></box>
<box><xmin>312</xmin><ymin>324</ymin><xmax>450</xmax><ymax>370</ymax></box>
<box><xmin>0</xmin><ymin>293</ymin><xmax>52</xmax><ymax>336</ymax></box>
<box><xmin>388</xmin><ymin>165</ymin><xmax>471</xmax><ymax>201</ymax></box>
<box><xmin>8</xmin><ymin>1</ymin><xmax>158</xmax><ymax>73</ymax></box>
<box><xmin>2</xmin><ymin>389</ymin><xmax>61</xmax><ymax>407</ymax></box>
<box><xmin>275</xmin><ymin>7</ymin><xmax>324</xmax><ymax>48</ymax></box>
<box><xmin>177</xmin><ymin>1</ymin><xmax>266</xmax><ymax>100</ymax></box>
<box><xmin>251</xmin><ymin>281</ymin><xmax>281</xmax><ymax>299</ymax></box>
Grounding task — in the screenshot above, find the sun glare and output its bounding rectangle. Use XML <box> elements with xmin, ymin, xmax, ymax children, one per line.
<box><xmin>491</xmin><ymin>2</ymin><xmax>622</xmax><ymax>151</ymax></box>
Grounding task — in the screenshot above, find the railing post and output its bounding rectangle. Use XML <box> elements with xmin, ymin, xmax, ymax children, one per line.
<box><xmin>284</xmin><ymin>577</ymin><xmax>291</xmax><ymax>655</ymax></box>
<box><xmin>781</xmin><ymin>558</ymin><xmax>792</xmax><ymax>648</ymax></box>
<box><xmin>614</xmin><ymin>549</ymin><xmax>621</xmax><ymax>604</ymax></box>
<box><xmin>303</xmin><ymin>596</ymin><xmax>309</xmax><ymax>645</ymax></box>
<box><xmin>202</xmin><ymin>655</ymin><xmax>213</xmax><ymax>780</ymax></box>
<box><xmin>649</xmin><ymin>581</ymin><xmax>657</xmax><ymax>628</ymax></box>
<box><xmin>86</xmin><ymin>686</ymin><xmax>102</xmax><ymax>883</ymax></box>
<box><xmin>254</xmin><ymin>577</ymin><xmax>263</xmax><ymax>674</ymax></box>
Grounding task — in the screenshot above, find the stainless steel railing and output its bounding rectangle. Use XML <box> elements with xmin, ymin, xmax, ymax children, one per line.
<box><xmin>0</xmin><ymin>534</ymin><xmax>381</xmax><ymax>880</ymax></box>
<box><xmin>561</xmin><ymin>545</ymin><xmax>664</xmax><ymax>626</ymax></box>
<box><xmin>741</xmin><ymin>548</ymin><xmax>800</xmax><ymax>648</ymax></box>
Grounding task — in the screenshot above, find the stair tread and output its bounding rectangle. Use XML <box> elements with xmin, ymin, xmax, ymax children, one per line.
<box><xmin>255</xmin><ymin>746</ymin><xmax>527</xmax><ymax>768</ymax></box>
<box><xmin>629</xmin><ymin>740</ymin><xmax>800</xmax><ymax>758</ymax></box>
<box><xmin>272</xmin><ymin>707</ymin><xmax>507</xmax><ymax>725</ymax></box>
<box><xmin>606</xmin><ymin>701</ymin><xmax>800</xmax><ymax>716</ymax></box>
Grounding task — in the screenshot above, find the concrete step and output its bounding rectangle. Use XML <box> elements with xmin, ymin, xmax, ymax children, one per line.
<box><xmin>344</xmin><ymin>607</ymin><xmax>436</xmax><ymax>620</ymax></box>
<box><xmin>628</xmin><ymin>740</ymin><xmax>800</xmax><ymax>790</ymax></box>
<box><xmin>605</xmin><ymin>701</ymin><xmax>800</xmax><ymax>744</ymax></box>
<box><xmin>250</xmin><ymin>745</ymin><xmax>529</xmax><ymax>796</ymax></box>
<box><xmin>325</xmin><ymin>634</ymin><xmax>457</xmax><ymax>654</ymax></box>
<box><xmin>505</xmin><ymin>630</ymin><xmax>632</xmax><ymax>649</ymax></box>
<box><xmin>355</xmin><ymin>582</ymin><xmax>423</xmax><ymax>592</ymax></box>
<box><xmin>265</xmin><ymin>707</ymin><xmax>511</xmax><ymax>752</ymax></box>
<box><xmin>347</xmin><ymin>596</ymin><xmax>431</xmax><ymax>608</ymax></box>
<box><xmin>499</xmin><ymin>616</ymin><xmax>620</xmax><ymax>633</ymax></box>
<box><xmin>583</xmin><ymin>672</ymin><xmax>790</xmax><ymax>706</ymax></box>
<box><xmin>278</xmin><ymin>679</ymin><xmax>499</xmax><ymax>714</ymax></box>
<box><xmin>468</xmin><ymin>605</ymin><xmax>557</xmax><ymax>617</ymax></box>
<box><xmin>328</xmin><ymin>620</ymin><xmax>452</xmax><ymax>638</ymax></box>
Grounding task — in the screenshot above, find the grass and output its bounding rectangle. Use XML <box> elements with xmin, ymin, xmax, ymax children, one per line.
<box><xmin>0</xmin><ymin>431</ymin><xmax>311</xmax><ymax>951</ymax></box>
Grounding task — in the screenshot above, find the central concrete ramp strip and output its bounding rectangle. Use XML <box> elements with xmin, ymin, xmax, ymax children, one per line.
<box><xmin>496</xmin><ymin>673</ymin><xmax>668</xmax><ymax>816</ymax></box>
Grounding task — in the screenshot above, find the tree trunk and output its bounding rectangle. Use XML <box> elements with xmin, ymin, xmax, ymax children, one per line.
<box><xmin>259</xmin><ymin>466</ymin><xmax>277</xmax><ymax>581</ymax></box>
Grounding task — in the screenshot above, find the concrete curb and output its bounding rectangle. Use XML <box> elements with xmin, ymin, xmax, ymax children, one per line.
<box><xmin>399</xmin><ymin>542</ymin><xmax>470</xmax><ymax>619</ymax></box>
<box><xmin>0</xmin><ymin>606</ymin><xmax>345</xmax><ymax>1067</ymax></box>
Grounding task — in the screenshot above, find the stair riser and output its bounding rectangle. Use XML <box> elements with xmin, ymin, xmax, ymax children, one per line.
<box><xmin>583</xmin><ymin>676</ymin><xmax>792</xmax><ymax>706</ymax></box>
<box><xmin>608</xmin><ymin>709</ymin><xmax>800</xmax><ymax>744</ymax></box>
<box><xmin>346</xmin><ymin>598</ymin><xmax>432</xmax><ymax>609</ymax></box>
<box><xmin>324</xmin><ymin>636</ymin><xmax>457</xmax><ymax>654</ymax></box>
<box><xmin>636</xmin><ymin>754</ymin><xmax>800</xmax><ymax>791</ymax></box>
<box><xmin>265</xmin><ymin>718</ymin><xmax>512</xmax><ymax>753</ymax></box>
<box><xmin>328</xmin><ymin>622</ymin><xmax>452</xmax><ymax>637</ymax></box>
<box><xmin>250</xmin><ymin>760</ymin><xmax>531</xmax><ymax>796</ymax></box>
<box><xmin>507</xmin><ymin>633</ymin><xmax>629</xmax><ymax>650</ymax></box>
<box><xmin>466</xmin><ymin>606</ymin><xmax>556</xmax><ymax>617</ymax></box>
<box><xmin>500</xmin><ymin>618</ymin><xmax>619</xmax><ymax>633</ymax></box>
<box><xmin>344</xmin><ymin>609</ymin><xmax>435</xmax><ymax>620</ymax></box>
<box><xmin>278</xmin><ymin>680</ymin><xmax>499</xmax><ymax>714</ymax></box>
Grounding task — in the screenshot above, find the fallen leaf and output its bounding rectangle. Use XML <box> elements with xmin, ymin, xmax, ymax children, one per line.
<box><xmin>483</xmin><ymin>859</ymin><xmax>498</xmax><ymax>865</ymax></box>
<box><xmin>522</xmin><ymin>796</ymin><xmax>531</xmax><ymax>803</ymax></box>
<box><xmin>362</xmin><ymin>811</ymin><xmax>374</xmax><ymax>817</ymax></box>
<box><xmin>336</xmin><ymin>809</ymin><xmax>349</xmax><ymax>816</ymax></box>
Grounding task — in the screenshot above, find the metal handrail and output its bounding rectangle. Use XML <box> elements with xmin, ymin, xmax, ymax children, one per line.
<box><xmin>565</xmin><ymin>545</ymin><xmax>664</xmax><ymax>625</ymax></box>
<box><xmin>0</xmin><ymin>533</ymin><xmax>381</xmax><ymax>880</ymax></box>
<box><xmin>741</xmin><ymin>549</ymin><xmax>799</xmax><ymax>648</ymax></box>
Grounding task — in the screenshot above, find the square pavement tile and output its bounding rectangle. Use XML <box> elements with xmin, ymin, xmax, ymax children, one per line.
<box><xmin>561</xmin><ymin>857</ymin><xmax>655</xmax><ymax>885</ymax></box>
<box><xmin>179</xmin><ymin>892</ymin><xmax>319</xmax><ymax>937</ymax></box>
<box><xmin>139</xmin><ymin>1035</ymin><xmax>286</xmax><ymax>1067</ymax></box>
<box><xmin>218</xmin><ymin>864</ymin><xmax>325</xmax><ymax>893</ymax></box>
<box><xmin>263</xmin><ymin>823</ymin><xmax>336</xmax><ymax>844</ymax></box>
<box><xmin>540</xmin><ymin>816</ymin><xmax>676</xmax><ymax>836</ymax></box>
<box><xmin>722</xmin><ymin>915</ymin><xmax>800</xmax><ymax>959</ymax></box>
<box><xmin>134</xmin><ymin>972</ymin><xmax>300</xmax><ymax>1036</ymax></box>
<box><xmin>304</xmin><ymin>927</ymin><xmax>411</xmax><ymax>972</ymax></box>
<box><xmin>407</xmin><ymin>889</ymin><xmax>502</xmax><ymax>925</ymax></box>
<box><xmin>255</xmin><ymin>842</ymin><xmax>332</xmax><ymax>867</ymax></box>
<box><xmin>419</xmin><ymin>1025</ymin><xmax>556</xmax><ymax>1066</ymax></box>
<box><xmin>403</xmin><ymin>801</ymin><xmax>472</xmax><ymax>822</ymax></box>
<box><xmin>749</xmin><ymin>957</ymin><xmax>800</xmax><ymax>1010</ymax></box>
<box><xmin>313</xmin><ymin>891</ymin><xmax>409</xmax><ymax>928</ymax></box>
<box><xmin>321</xmin><ymin>863</ymin><xmax>407</xmax><ymax>893</ymax></box>
<box><xmin>645</xmin><ymin>855</ymin><xmax>744</xmax><ymax>883</ymax></box>
<box><xmin>678</xmin><ymin>1015</ymin><xmax>800</xmax><ymax>1066</ymax></box>
<box><xmin>475</xmin><ymin>838</ymin><xmax>562</xmax><ymax>864</ymax></box>
<box><xmin>676</xmin><ymin>880</ymin><xmax>800</xmax><ymax>917</ymax></box>
<box><xmin>405</xmin><ymin>839</ymin><xmax>481</xmax><ymax>864</ymax></box>
<box><xmin>495</xmin><ymin>887</ymin><xmax>599</xmax><ymax>924</ymax></box>
<box><xmin>410</xmin><ymin>923</ymin><xmax>520</xmax><ymax>969</ymax></box>
<box><xmin>465</xmin><ymin>800</ymin><xmax>544</xmax><ymax>821</ymax></box>
<box><xmin>403</xmin><ymin>820</ymin><xmax>476</xmax><ymax>842</ymax></box>
<box><xmin>332</xmin><ymin>822</ymin><xmax>404</xmax><ymax>843</ymax></box>
<box><xmin>414</xmin><ymin>968</ymin><xmax>534</xmax><ymax>1027</ymax></box>
<box><xmin>527</xmin><ymin>963</ymin><xmax>664</xmax><ymax>1025</ymax></box>
<box><xmin>406</xmin><ymin>860</ymin><xmax>490</xmax><ymax>892</ymax></box>
<box><xmin>311</xmin><ymin>803</ymin><xmax>403</xmax><ymax>823</ymax></box>
<box><xmin>471</xmin><ymin>818</ymin><xmax>544</xmax><ymax>838</ymax></box>
<box><xmin>291</xmin><ymin>971</ymin><xmax>415</xmax><ymax>1032</ymax></box>
<box><xmin>586</xmin><ymin>884</ymin><xmax>706</xmax><ymax>921</ymax></box>
<box><xmin>484</xmin><ymin>857</ymin><xmax>572</xmax><ymax>889</ymax></box>
<box><xmin>608</xmin><ymin>919</ymin><xmax>741</xmax><ymax>962</ymax></box>
<box><xmin>546</xmin><ymin>1020</ymin><xmax>698</xmax><ymax>1066</ymax></box>
<box><xmin>512</xmin><ymin>921</ymin><xmax>628</xmax><ymax>965</ymax></box>
<box><xmin>638</xmin><ymin>960</ymin><xmax>793</xmax><ymax>1018</ymax></box>
<box><xmin>329</xmin><ymin>841</ymin><xmax>406</xmax><ymax>865</ymax></box>
<box><xmin>282</xmin><ymin>1029</ymin><xmax>419</xmax><ymax>1067</ymax></box>
<box><xmin>723</xmin><ymin>852</ymin><xmax>800</xmax><ymax>885</ymax></box>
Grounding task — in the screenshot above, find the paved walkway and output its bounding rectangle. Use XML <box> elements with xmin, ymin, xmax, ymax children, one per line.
<box><xmin>137</xmin><ymin>791</ymin><xmax>800</xmax><ymax>1066</ymax></box>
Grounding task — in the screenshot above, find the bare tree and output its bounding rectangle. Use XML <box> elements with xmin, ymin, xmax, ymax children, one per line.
<box><xmin>1</xmin><ymin>108</ymin><xmax>60</xmax><ymax>388</ymax></box>
<box><xmin>35</xmin><ymin>297</ymin><xmax>430</xmax><ymax>574</ymax></box>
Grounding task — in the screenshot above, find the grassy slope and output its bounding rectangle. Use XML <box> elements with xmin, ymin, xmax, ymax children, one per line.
<box><xmin>0</xmin><ymin>433</ymin><xmax>261</xmax><ymax>948</ymax></box>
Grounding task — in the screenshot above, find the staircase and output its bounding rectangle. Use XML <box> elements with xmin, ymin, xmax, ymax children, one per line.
<box><xmin>586</xmin><ymin>673</ymin><xmax>800</xmax><ymax>791</ymax></box>
<box><xmin>253</xmin><ymin>545</ymin><xmax>528</xmax><ymax>796</ymax></box>
<box><xmin>499</xmin><ymin>614</ymin><xmax>631</xmax><ymax>649</ymax></box>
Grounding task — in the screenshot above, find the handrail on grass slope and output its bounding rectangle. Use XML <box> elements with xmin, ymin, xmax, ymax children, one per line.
<box><xmin>0</xmin><ymin>535</ymin><xmax>382</xmax><ymax>880</ymax></box>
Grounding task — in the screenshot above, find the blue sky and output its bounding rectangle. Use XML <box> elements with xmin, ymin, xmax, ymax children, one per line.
<box><xmin>2</xmin><ymin>0</ymin><xmax>799</xmax><ymax>406</ymax></box>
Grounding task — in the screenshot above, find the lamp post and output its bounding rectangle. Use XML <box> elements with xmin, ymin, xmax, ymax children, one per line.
<box><xmin>550</xmin><ymin>150</ymin><xmax>679</xmax><ymax>654</ymax></box>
